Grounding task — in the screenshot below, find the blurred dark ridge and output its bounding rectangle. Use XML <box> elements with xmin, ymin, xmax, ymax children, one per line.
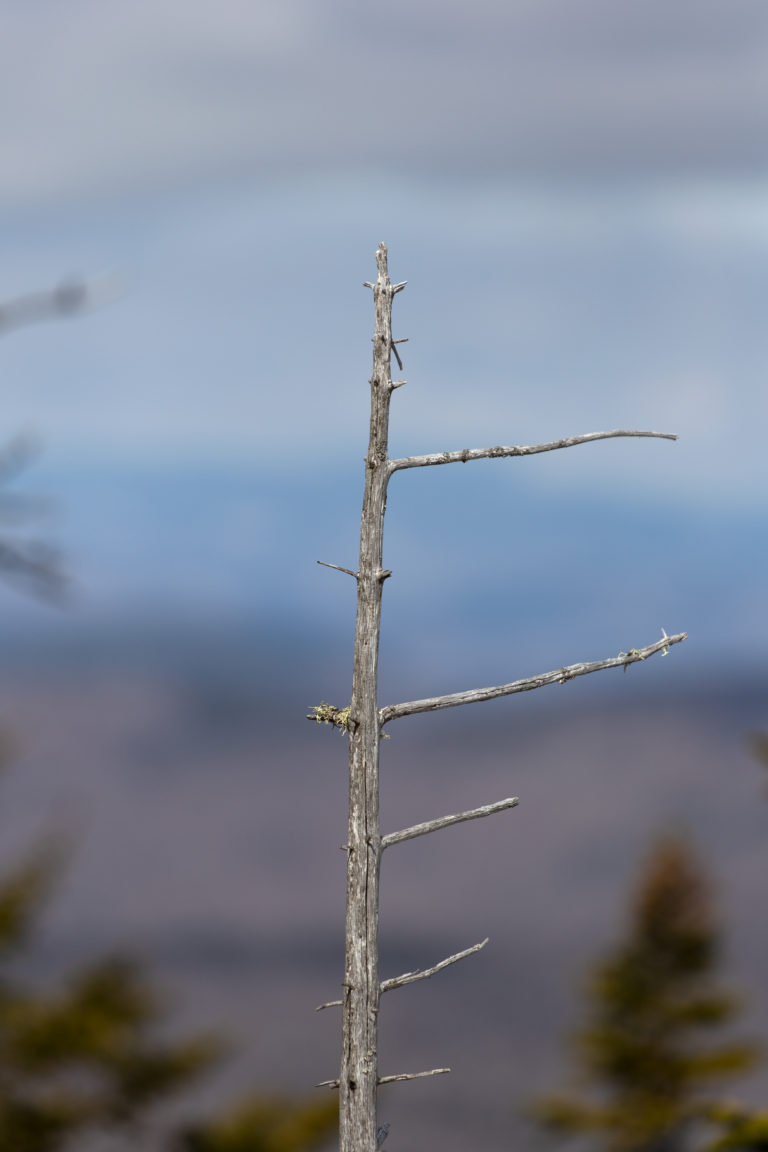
<box><xmin>0</xmin><ymin>609</ymin><xmax>764</xmax><ymax>718</ymax></box>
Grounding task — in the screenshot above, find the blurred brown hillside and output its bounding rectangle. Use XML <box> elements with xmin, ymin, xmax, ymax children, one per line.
<box><xmin>0</xmin><ymin>668</ymin><xmax>765</xmax><ymax>1152</ymax></box>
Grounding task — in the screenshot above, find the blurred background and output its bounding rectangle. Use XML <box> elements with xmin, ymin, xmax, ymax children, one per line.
<box><xmin>0</xmin><ymin>2</ymin><xmax>767</xmax><ymax>1149</ymax></box>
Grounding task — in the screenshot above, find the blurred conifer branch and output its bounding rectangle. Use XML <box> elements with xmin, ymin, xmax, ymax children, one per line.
<box><xmin>0</xmin><ymin>280</ymin><xmax>89</xmax><ymax>335</ymax></box>
<box><xmin>0</xmin><ymin>275</ymin><xmax>93</xmax><ymax>601</ymax></box>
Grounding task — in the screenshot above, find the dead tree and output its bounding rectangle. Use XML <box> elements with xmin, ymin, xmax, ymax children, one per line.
<box><xmin>311</xmin><ymin>243</ymin><xmax>687</xmax><ymax>1152</ymax></box>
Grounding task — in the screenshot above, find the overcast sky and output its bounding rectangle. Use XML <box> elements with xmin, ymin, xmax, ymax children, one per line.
<box><xmin>0</xmin><ymin>2</ymin><xmax>766</xmax><ymax>668</ymax></box>
<box><xmin>2</xmin><ymin>0</ymin><xmax>768</xmax><ymax>200</ymax></box>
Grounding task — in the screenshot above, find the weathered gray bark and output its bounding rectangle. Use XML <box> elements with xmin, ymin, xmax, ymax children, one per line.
<box><xmin>314</xmin><ymin>243</ymin><xmax>686</xmax><ymax>1152</ymax></box>
<box><xmin>339</xmin><ymin>243</ymin><xmax>395</xmax><ymax>1152</ymax></box>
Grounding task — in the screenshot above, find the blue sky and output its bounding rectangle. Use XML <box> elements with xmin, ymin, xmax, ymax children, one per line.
<box><xmin>1</xmin><ymin>1</ymin><xmax>767</xmax><ymax>684</ymax></box>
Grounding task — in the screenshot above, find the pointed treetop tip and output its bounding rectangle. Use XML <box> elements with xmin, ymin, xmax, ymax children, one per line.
<box><xmin>375</xmin><ymin>243</ymin><xmax>390</xmax><ymax>277</ymax></box>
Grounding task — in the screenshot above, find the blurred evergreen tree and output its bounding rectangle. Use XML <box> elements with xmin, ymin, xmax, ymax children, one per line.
<box><xmin>0</xmin><ymin>827</ymin><xmax>220</xmax><ymax>1150</ymax></box>
<box><xmin>530</xmin><ymin>835</ymin><xmax>763</xmax><ymax>1152</ymax></box>
<box><xmin>0</xmin><ymin>756</ymin><xmax>337</xmax><ymax>1152</ymax></box>
<box><xmin>177</xmin><ymin>1094</ymin><xmax>338</xmax><ymax>1152</ymax></box>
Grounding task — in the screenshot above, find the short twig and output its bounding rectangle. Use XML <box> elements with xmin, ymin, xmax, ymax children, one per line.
<box><xmin>317</xmin><ymin>560</ymin><xmax>358</xmax><ymax>579</ymax></box>
<box><xmin>318</xmin><ymin>939</ymin><xmax>491</xmax><ymax>1008</ymax></box>
<box><xmin>378</xmin><ymin>1068</ymin><xmax>449</xmax><ymax>1085</ymax></box>
<box><xmin>316</xmin><ymin>996</ymin><xmax>343</xmax><ymax>1011</ymax></box>
<box><xmin>382</xmin><ymin>798</ymin><xmax>518</xmax><ymax>848</ymax></box>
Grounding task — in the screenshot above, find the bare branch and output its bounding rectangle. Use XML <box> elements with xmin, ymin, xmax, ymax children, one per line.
<box><xmin>382</xmin><ymin>798</ymin><xmax>518</xmax><ymax>849</ymax></box>
<box><xmin>380</xmin><ymin>632</ymin><xmax>687</xmax><ymax>725</ymax></box>
<box><xmin>318</xmin><ymin>1070</ymin><xmax>450</xmax><ymax>1088</ymax></box>
<box><xmin>316</xmin><ymin>996</ymin><xmax>343</xmax><ymax>1011</ymax></box>
<box><xmin>380</xmin><ymin>938</ymin><xmax>489</xmax><ymax>994</ymax></box>
<box><xmin>378</xmin><ymin>1068</ymin><xmax>449</xmax><ymax>1085</ymax></box>
<box><xmin>388</xmin><ymin>429</ymin><xmax>678</xmax><ymax>475</ymax></box>
<box><xmin>315</xmin><ymin>940</ymin><xmax>492</xmax><ymax>1009</ymax></box>
<box><xmin>317</xmin><ymin>560</ymin><xmax>358</xmax><ymax>579</ymax></box>
<box><xmin>0</xmin><ymin>281</ymin><xmax>90</xmax><ymax>335</ymax></box>
<box><xmin>317</xmin><ymin>935</ymin><xmax>489</xmax><ymax>1006</ymax></box>
<box><xmin>0</xmin><ymin>540</ymin><xmax>67</xmax><ymax>602</ymax></box>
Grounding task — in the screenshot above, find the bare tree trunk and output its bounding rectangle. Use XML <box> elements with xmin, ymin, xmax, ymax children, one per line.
<box><xmin>339</xmin><ymin>242</ymin><xmax>398</xmax><ymax>1152</ymax></box>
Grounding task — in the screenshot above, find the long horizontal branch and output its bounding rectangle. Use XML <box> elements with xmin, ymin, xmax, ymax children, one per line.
<box><xmin>381</xmin><ymin>798</ymin><xmax>518</xmax><ymax>849</ymax></box>
<box><xmin>380</xmin><ymin>631</ymin><xmax>686</xmax><ymax>725</ymax></box>
<box><xmin>380</xmin><ymin>938</ymin><xmax>489</xmax><ymax>994</ymax></box>
<box><xmin>388</xmin><ymin>430</ymin><xmax>678</xmax><ymax>475</ymax></box>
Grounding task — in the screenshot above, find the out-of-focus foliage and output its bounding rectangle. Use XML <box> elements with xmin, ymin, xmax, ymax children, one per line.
<box><xmin>530</xmin><ymin>835</ymin><xmax>764</xmax><ymax>1152</ymax></box>
<box><xmin>0</xmin><ymin>815</ymin><xmax>220</xmax><ymax>1150</ymax></box>
<box><xmin>178</xmin><ymin>1094</ymin><xmax>338</xmax><ymax>1152</ymax></box>
<box><xmin>0</xmin><ymin>747</ymin><xmax>337</xmax><ymax>1152</ymax></box>
<box><xmin>702</xmin><ymin>1101</ymin><xmax>768</xmax><ymax>1151</ymax></box>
